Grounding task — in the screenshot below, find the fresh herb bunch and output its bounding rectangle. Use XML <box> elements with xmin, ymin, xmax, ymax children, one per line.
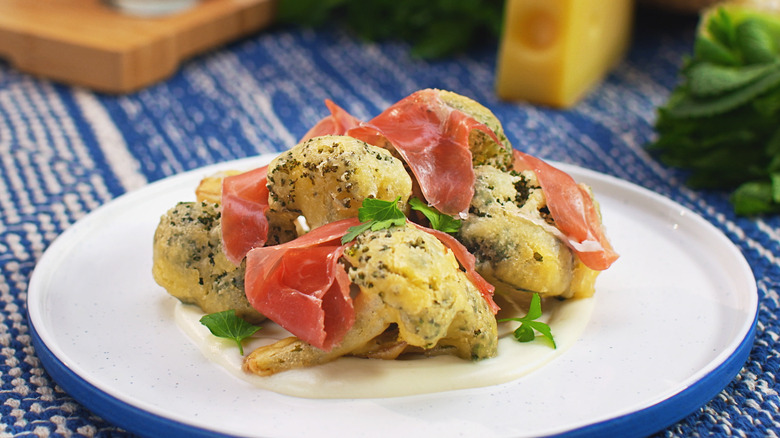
<box><xmin>275</xmin><ymin>0</ymin><xmax>505</xmax><ymax>58</ymax></box>
<box><xmin>648</xmin><ymin>4</ymin><xmax>780</xmax><ymax>215</ymax></box>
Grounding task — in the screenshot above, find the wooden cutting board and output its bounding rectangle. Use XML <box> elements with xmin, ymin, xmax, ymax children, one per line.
<box><xmin>0</xmin><ymin>0</ymin><xmax>276</xmax><ymax>93</ymax></box>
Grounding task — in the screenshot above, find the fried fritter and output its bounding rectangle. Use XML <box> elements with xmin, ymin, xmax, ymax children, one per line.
<box><xmin>152</xmin><ymin>201</ymin><xmax>264</xmax><ymax>323</ymax></box>
<box><xmin>194</xmin><ymin>170</ymin><xmax>241</xmax><ymax>204</ymax></box>
<box><xmin>437</xmin><ymin>89</ymin><xmax>514</xmax><ymax>171</ymax></box>
<box><xmin>458</xmin><ymin>165</ymin><xmax>599</xmax><ymax>299</ymax></box>
<box><xmin>242</xmin><ymin>224</ymin><xmax>498</xmax><ymax>375</ymax></box>
<box><xmin>266</xmin><ymin>135</ymin><xmax>413</xmax><ymax>230</ymax></box>
<box><xmin>345</xmin><ymin>225</ymin><xmax>498</xmax><ymax>359</ymax></box>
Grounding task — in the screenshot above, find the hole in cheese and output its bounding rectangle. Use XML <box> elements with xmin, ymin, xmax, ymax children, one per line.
<box><xmin>515</xmin><ymin>9</ymin><xmax>559</xmax><ymax>50</ymax></box>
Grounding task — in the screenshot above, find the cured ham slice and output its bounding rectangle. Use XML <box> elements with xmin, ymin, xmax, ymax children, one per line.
<box><xmin>300</xmin><ymin>100</ymin><xmax>362</xmax><ymax>142</ymax></box>
<box><xmin>244</xmin><ymin>218</ymin><xmax>359</xmax><ymax>351</ymax></box>
<box><xmin>221</xmin><ymin>166</ymin><xmax>271</xmax><ymax>265</ymax></box>
<box><xmin>512</xmin><ymin>150</ymin><xmax>619</xmax><ymax>271</ymax></box>
<box><xmin>347</xmin><ymin>89</ymin><xmax>502</xmax><ymax>217</ymax></box>
<box><xmin>244</xmin><ymin>218</ymin><xmax>499</xmax><ymax>351</ymax></box>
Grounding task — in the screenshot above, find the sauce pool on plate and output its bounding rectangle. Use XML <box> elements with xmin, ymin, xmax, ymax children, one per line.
<box><xmin>174</xmin><ymin>296</ymin><xmax>594</xmax><ymax>399</ymax></box>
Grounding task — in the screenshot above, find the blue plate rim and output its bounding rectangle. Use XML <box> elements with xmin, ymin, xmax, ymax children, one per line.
<box><xmin>28</xmin><ymin>306</ymin><xmax>758</xmax><ymax>438</ymax></box>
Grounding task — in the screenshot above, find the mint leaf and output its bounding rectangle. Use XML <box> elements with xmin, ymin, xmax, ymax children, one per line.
<box><xmin>669</xmin><ymin>64</ymin><xmax>780</xmax><ymax>118</ymax></box>
<box><xmin>695</xmin><ymin>37</ymin><xmax>740</xmax><ymax>66</ymax></box>
<box><xmin>199</xmin><ymin>310</ymin><xmax>261</xmax><ymax>355</ymax></box>
<box><xmin>342</xmin><ymin>196</ymin><xmax>406</xmax><ymax>244</ymax></box>
<box><xmin>409</xmin><ymin>197</ymin><xmax>462</xmax><ymax>233</ymax></box>
<box><xmin>771</xmin><ymin>173</ymin><xmax>780</xmax><ymax>203</ymax></box>
<box><xmin>688</xmin><ymin>62</ymin><xmax>775</xmax><ymax>97</ymax></box>
<box><xmin>730</xmin><ymin>180</ymin><xmax>780</xmax><ymax>215</ymax></box>
<box><xmin>498</xmin><ymin>293</ymin><xmax>556</xmax><ymax>349</ymax></box>
<box><xmin>707</xmin><ymin>7</ymin><xmax>737</xmax><ymax>49</ymax></box>
<box><xmin>736</xmin><ymin>18</ymin><xmax>777</xmax><ymax>64</ymax></box>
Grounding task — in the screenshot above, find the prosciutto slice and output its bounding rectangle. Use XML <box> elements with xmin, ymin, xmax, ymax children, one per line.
<box><xmin>221</xmin><ymin>166</ymin><xmax>271</xmax><ymax>265</ymax></box>
<box><xmin>512</xmin><ymin>150</ymin><xmax>619</xmax><ymax>271</ymax></box>
<box><xmin>244</xmin><ymin>219</ymin><xmax>499</xmax><ymax>351</ymax></box>
<box><xmin>300</xmin><ymin>100</ymin><xmax>362</xmax><ymax>142</ymax></box>
<box><xmin>347</xmin><ymin>89</ymin><xmax>502</xmax><ymax>217</ymax></box>
<box><xmin>244</xmin><ymin>218</ymin><xmax>359</xmax><ymax>351</ymax></box>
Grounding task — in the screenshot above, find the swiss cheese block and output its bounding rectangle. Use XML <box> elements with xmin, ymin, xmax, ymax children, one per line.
<box><xmin>495</xmin><ymin>0</ymin><xmax>634</xmax><ymax>107</ymax></box>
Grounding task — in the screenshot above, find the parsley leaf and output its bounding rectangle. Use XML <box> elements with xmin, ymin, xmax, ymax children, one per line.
<box><xmin>358</xmin><ymin>196</ymin><xmax>406</xmax><ymax>225</ymax></box>
<box><xmin>199</xmin><ymin>310</ymin><xmax>261</xmax><ymax>355</ymax></box>
<box><xmin>341</xmin><ymin>196</ymin><xmax>406</xmax><ymax>244</ymax></box>
<box><xmin>498</xmin><ymin>294</ymin><xmax>556</xmax><ymax>349</ymax></box>
<box><xmin>341</xmin><ymin>221</ymin><xmax>374</xmax><ymax>244</ymax></box>
<box><xmin>409</xmin><ymin>197</ymin><xmax>462</xmax><ymax>233</ymax></box>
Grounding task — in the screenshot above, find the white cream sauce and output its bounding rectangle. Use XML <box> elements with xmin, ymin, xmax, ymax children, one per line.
<box><xmin>175</xmin><ymin>296</ymin><xmax>594</xmax><ymax>399</ymax></box>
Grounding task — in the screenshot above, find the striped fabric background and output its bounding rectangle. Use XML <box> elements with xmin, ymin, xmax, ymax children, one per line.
<box><xmin>1</xmin><ymin>9</ymin><xmax>779</xmax><ymax>437</ymax></box>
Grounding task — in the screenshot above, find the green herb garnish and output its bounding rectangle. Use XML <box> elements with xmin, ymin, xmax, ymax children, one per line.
<box><xmin>648</xmin><ymin>4</ymin><xmax>780</xmax><ymax>215</ymax></box>
<box><xmin>199</xmin><ymin>310</ymin><xmax>262</xmax><ymax>355</ymax></box>
<box><xmin>341</xmin><ymin>196</ymin><xmax>407</xmax><ymax>244</ymax></box>
<box><xmin>498</xmin><ymin>293</ymin><xmax>556</xmax><ymax>349</ymax></box>
<box><xmin>409</xmin><ymin>197</ymin><xmax>462</xmax><ymax>233</ymax></box>
<box><xmin>275</xmin><ymin>0</ymin><xmax>504</xmax><ymax>58</ymax></box>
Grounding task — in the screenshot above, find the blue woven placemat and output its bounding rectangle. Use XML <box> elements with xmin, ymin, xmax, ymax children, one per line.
<box><xmin>1</xmin><ymin>9</ymin><xmax>778</xmax><ymax>437</ymax></box>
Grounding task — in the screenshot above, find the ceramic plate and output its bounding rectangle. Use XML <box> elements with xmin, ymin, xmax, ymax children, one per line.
<box><xmin>27</xmin><ymin>155</ymin><xmax>758</xmax><ymax>438</ymax></box>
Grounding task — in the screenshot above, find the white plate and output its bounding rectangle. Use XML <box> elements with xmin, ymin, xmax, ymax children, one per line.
<box><xmin>27</xmin><ymin>155</ymin><xmax>758</xmax><ymax>438</ymax></box>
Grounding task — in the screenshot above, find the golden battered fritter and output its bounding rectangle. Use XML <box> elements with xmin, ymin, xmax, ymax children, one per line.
<box><xmin>344</xmin><ymin>225</ymin><xmax>498</xmax><ymax>359</ymax></box>
<box><xmin>152</xmin><ymin>201</ymin><xmax>264</xmax><ymax>323</ymax></box>
<box><xmin>437</xmin><ymin>89</ymin><xmax>514</xmax><ymax>171</ymax></box>
<box><xmin>242</xmin><ymin>224</ymin><xmax>498</xmax><ymax>376</ymax></box>
<box><xmin>458</xmin><ymin>165</ymin><xmax>599</xmax><ymax>299</ymax></box>
<box><xmin>266</xmin><ymin>135</ymin><xmax>413</xmax><ymax>230</ymax></box>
